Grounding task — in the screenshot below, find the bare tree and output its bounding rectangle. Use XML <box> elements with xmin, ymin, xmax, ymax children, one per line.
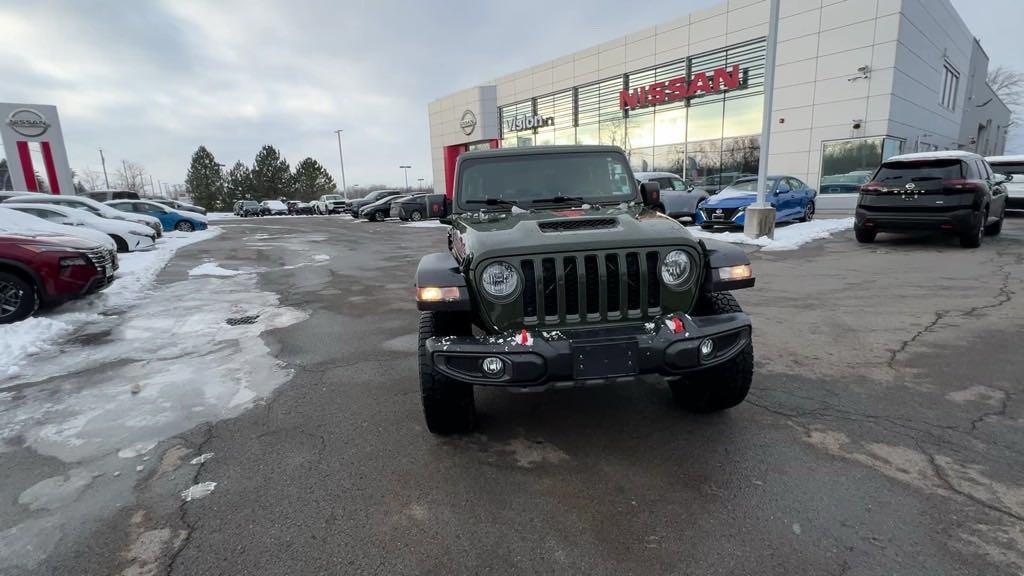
<box><xmin>988</xmin><ymin>66</ymin><xmax>1024</xmax><ymax>111</ymax></box>
<box><xmin>77</xmin><ymin>168</ymin><xmax>106</xmax><ymax>191</ymax></box>
<box><xmin>115</xmin><ymin>160</ymin><xmax>149</xmax><ymax>194</ymax></box>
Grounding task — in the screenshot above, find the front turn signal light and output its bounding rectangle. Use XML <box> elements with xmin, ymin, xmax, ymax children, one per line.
<box><xmin>718</xmin><ymin>264</ymin><xmax>752</xmax><ymax>281</ymax></box>
<box><xmin>417</xmin><ymin>286</ymin><xmax>461</xmax><ymax>302</ymax></box>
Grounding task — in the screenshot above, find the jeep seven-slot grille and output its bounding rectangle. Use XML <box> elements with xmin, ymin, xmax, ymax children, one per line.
<box><xmin>519</xmin><ymin>250</ymin><xmax>662</xmax><ymax>326</ymax></box>
<box><xmin>538</xmin><ymin>218</ymin><xmax>617</xmax><ymax>232</ymax></box>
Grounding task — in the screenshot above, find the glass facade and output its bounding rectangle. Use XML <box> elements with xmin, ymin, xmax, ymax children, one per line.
<box><xmin>498</xmin><ymin>38</ymin><xmax>767</xmax><ymax>185</ymax></box>
<box><xmin>820</xmin><ymin>137</ymin><xmax>905</xmax><ymax>193</ymax></box>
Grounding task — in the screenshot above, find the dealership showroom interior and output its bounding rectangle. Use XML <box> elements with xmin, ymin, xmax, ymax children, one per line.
<box><xmin>1</xmin><ymin>0</ymin><xmax>1023</xmax><ymax>575</ymax></box>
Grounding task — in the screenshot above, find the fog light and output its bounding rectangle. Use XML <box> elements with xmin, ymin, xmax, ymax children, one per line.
<box><xmin>481</xmin><ymin>357</ymin><xmax>504</xmax><ymax>377</ymax></box>
<box><xmin>699</xmin><ymin>338</ymin><xmax>715</xmax><ymax>359</ymax></box>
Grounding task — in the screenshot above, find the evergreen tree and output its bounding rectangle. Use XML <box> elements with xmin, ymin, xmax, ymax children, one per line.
<box><xmin>251</xmin><ymin>145</ymin><xmax>292</xmax><ymax>200</ymax></box>
<box><xmin>291</xmin><ymin>158</ymin><xmax>337</xmax><ymax>201</ymax></box>
<box><xmin>224</xmin><ymin>161</ymin><xmax>253</xmax><ymax>205</ymax></box>
<box><xmin>185</xmin><ymin>146</ymin><xmax>225</xmax><ymax>210</ymax></box>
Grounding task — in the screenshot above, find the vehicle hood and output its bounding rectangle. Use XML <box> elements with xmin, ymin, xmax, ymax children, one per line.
<box><xmin>173</xmin><ymin>208</ymin><xmax>207</xmax><ymax>222</ymax></box>
<box><xmin>0</xmin><ymin>230</ymin><xmax>102</xmax><ymax>250</ymax></box>
<box><xmin>451</xmin><ymin>204</ymin><xmax>700</xmax><ymax>265</ymax></box>
<box><xmin>702</xmin><ymin>191</ymin><xmax>757</xmax><ymax>209</ymax></box>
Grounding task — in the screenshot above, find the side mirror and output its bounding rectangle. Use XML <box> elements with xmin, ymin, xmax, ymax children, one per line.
<box><xmin>639</xmin><ymin>181</ymin><xmax>662</xmax><ymax>207</ymax></box>
<box><xmin>992</xmin><ymin>173</ymin><xmax>1010</xmax><ymax>184</ymax></box>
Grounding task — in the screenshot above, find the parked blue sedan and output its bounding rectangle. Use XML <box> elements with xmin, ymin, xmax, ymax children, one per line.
<box><xmin>105</xmin><ymin>199</ymin><xmax>209</xmax><ymax>232</ymax></box>
<box><xmin>694</xmin><ymin>176</ymin><xmax>817</xmax><ymax>229</ymax></box>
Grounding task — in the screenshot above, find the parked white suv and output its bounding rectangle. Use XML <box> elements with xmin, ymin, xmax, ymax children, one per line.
<box><xmin>4</xmin><ymin>203</ymin><xmax>156</xmax><ymax>252</ymax></box>
<box><xmin>986</xmin><ymin>155</ymin><xmax>1024</xmax><ymax>211</ymax></box>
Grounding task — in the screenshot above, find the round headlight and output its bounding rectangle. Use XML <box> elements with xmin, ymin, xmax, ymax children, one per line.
<box><xmin>480</xmin><ymin>261</ymin><xmax>519</xmax><ymax>301</ymax></box>
<box><xmin>660</xmin><ymin>250</ymin><xmax>693</xmax><ymax>287</ymax></box>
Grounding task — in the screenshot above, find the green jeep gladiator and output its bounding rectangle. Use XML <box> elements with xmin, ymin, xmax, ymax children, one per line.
<box><xmin>415</xmin><ymin>145</ymin><xmax>756</xmax><ymax>434</ymax></box>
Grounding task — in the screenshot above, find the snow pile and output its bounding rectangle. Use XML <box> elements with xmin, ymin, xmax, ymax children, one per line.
<box><xmin>687</xmin><ymin>218</ymin><xmax>853</xmax><ymax>251</ymax></box>
<box><xmin>1</xmin><ymin>229</ymin><xmax>222</xmax><ymax>379</ymax></box>
<box><xmin>189</xmin><ymin>262</ymin><xmax>250</xmax><ymax>277</ymax></box>
<box><xmin>401</xmin><ymin>221</ymin><xmax>449</xmax><ymax>228</ymax></box>
<box><xmin>207</xmin><ymin>212</ymin><xmax>237</xmax><ymax>221</ymax></box>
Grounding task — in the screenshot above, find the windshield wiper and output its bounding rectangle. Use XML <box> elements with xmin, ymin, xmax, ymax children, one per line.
<box><xmin>464</xmin><ymin>198</ymin><xmax>520</xmax><ymax>207</ymax></box>
<box><xmin>531</xmin><ymin>195</ymin><xmax>587</xmax><ymax>205</ymax></box>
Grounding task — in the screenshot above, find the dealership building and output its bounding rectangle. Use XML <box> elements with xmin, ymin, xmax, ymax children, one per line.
<box><xmin>428</xmin><ymin>0</ymin><xmax>1011</xmax><ymax>208</ymax></box>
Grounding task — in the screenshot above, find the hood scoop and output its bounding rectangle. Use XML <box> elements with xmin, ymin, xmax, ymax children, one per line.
<box><xmin>538</xmin><ymin>218</ymin><xmax>618</xmax><ymax>233</ymax></box>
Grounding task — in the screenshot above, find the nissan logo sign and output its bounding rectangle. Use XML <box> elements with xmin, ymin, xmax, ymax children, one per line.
<box><xmin>460</xmin><ymin>110</ymin><xmax>477</xmax><ymax>136</ymax></box>
<box><xmin>6</xmin><ymin>108</ymin><xmax>50</xmax><ymax>137</ymax></box>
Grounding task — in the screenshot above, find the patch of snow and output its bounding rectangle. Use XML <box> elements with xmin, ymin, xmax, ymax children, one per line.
<box><xmin>117</xmin><ymin>442</ymin><xmax>157</xmax><ymax>459</ymax></box>
<box><xmin>687</xmin><ymin>218</ymin><xmax>853</xmax><ymax>252</ymax></box>
<box><xmin>511</xmin><ymin>205</ymin><xmax>530</xmax><ymax>214</ymax></box>
<box><xmin>188</xmin><ymin>262</ymin><xmax>249</xmax><ymax>277</ymax></box>
<box><xmin>401</xmin><ymin>221</ymin><xmax>449</xmax><ymax>228</ymax></box>
<box><xmin>181</xmin><ymin>482</ymin><xmax>216</xmax><ymax>502</ymax></box>
<box><xmin>0</xmin><ymin>229</ymin><xmax>222</xmax><ymax>378</ymax></box>
<box><xmin>190</xmin><ymin>453</ymin><xmax>214</xmax><ymax>465</ymax></box>
<box><xmin>311</xmin><ymin>254</ymin><xmax>330</xmax><ymax>261</ymax></box>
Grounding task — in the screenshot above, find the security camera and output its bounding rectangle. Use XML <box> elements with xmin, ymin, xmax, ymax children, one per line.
<box><xmin>852</xmin><ymin>119</ymin><xmax>863</xmax><ymax>130</ymax></box>
<box><xmin>857</xmin><ymin>65</ymin><xmax>871</xmax><ymax>74</ymax></box>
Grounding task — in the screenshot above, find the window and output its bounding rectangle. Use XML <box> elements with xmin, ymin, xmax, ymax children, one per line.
<box><xmin>820</xmin><ymin>137</ymin><xmax>905</xmax><ymax>193</ymax></box>
<box><xmin>941</xmin><ymin>62</ymin><xmax>960</xmax><ymax>111</ymax></box>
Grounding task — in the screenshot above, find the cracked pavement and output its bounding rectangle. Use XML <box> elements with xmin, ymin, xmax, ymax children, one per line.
<box><xmin>1</xmin><ymin>215</ymin><xmax>1022</xmax><ymax>575</ymax></box>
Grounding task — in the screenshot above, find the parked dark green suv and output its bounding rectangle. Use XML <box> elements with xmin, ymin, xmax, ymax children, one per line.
<box><xmin>414</xmin><ymin>146</ymin><xmax>758</xmax><ymax>434</ymax></box>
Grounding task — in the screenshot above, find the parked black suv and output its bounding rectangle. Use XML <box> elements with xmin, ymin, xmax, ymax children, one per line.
<box><xmin>233</xmin><ymin>200</ymin><xmax>262</xmax><ymax>217</ymax></box>
<box><xmin>855</xmin><ymin>151</ymin><xmax>1007</xmax><ymax>248</ymax></box>
<box><xmin>347</xmin><ymin>189</ymin><xmax>403</xmax><ymax>216</ymax></box>
<box><xmin>392</xmin><ymin>193</ymin><xmax>445</xmax><ymax>221</ymax></box>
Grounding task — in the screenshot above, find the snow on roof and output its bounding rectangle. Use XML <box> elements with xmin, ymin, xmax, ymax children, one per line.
<box><xmin>985</xmin><ymin>155</ymin><xmax>1024</xmax><ymax>163</ymax></box>
<box><xmin>887</xmin><ymin>150</ymin><xmax>981</xmax><ymax>162</ymax></box>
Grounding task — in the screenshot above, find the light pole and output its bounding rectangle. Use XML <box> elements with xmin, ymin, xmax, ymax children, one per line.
<box><xmin>122</xmin><ymin>160</ymin><xmax>130</xmax><ymax>191</ymax></box>
<box><xmin>744</xmin><ymin>0</ymin><xmax>780</xmax><ymax>239</ymax></box>
<box><xmin>334</xmin><ymin>129</ymin><xmax>348</xmax><ymax>199</ymax></box>
<box><xmin>417</xmin><ymin>178</ymin><xmax>425</xmax><ymax>191</ymax></box>
<box><xmin>399</xmin><ymin>165</ymin><xmax>411</xmax><ymax>191</ymax></box>
<box><xmin>98</xmin><ymin>148</ymin><xmax>110</xmax><ymax>189</ymax></box>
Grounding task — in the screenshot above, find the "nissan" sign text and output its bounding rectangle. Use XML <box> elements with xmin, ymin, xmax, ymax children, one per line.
<box><xmin>619</xmin><ymin>64</ymin><xmax>748</xmax><ymax>111</ymax></box>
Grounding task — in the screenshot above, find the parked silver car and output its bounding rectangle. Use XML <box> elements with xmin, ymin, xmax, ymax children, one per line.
<box><xmin>634</xmin><ymin>171</ymin><xmax>709</xmax><ymax>221</ymax></box>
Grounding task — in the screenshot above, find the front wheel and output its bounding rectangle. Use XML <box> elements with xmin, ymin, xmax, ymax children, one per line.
<box><xmin>669</xmin><ymin>292</ymin><xmax>752</xmax><ymax>413</ymax></box>
<box><xmin>175</xmin><ymin>221</ymin><xmax>195</xmax><ymax>232</ymax></box>
<box><xmin>372</xmin><ymin>211</ymin><xmax>384</xmax><ymax>222</ymax></box>
<box><xmin>418</xmin><ymin>311</ymin><xmax>476</xmax><ymax>434</ymax></box>
<box><xmin>410</xmin><ymin>210</ymin><xmax>423</xmax><ymax>222</ymax></box>
<box><xmin>0</xmin><ymin>271</ymin><xmax>38</xmax><ymax>324</ymax></box>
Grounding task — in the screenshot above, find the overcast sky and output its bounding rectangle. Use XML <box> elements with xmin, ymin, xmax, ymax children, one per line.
<box><xmin>0</xmin><ymin>0</ymin><xmax>1019</xmax><ymax>190</ymax></box>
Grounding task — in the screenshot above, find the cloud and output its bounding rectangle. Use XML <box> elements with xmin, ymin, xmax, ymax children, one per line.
<box><xmin>0</xmin><ymin>0</ymin><xmax>1018</xmax><ymax>193</ymax></box>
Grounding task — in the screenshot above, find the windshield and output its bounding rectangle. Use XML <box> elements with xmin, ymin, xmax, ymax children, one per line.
<box><xmin>989</xmin><ymin>162</ymin><xmax>1024</xmax><ymax>176</ymax></box>
<box><xmin>323</xmin><ymin>195</ymin><xmax>342</xmax><ymax>201</ymax></box>
<box><xmin>873</xmin><ymin>160</ymin><xmax>963</xmax><ymax>182</ymax></box>
<box><xmin>457</xmin><ymin>152</ymin><xmax>636</xmax><ymax>210</ymax></box>
<box><xmin>724</xmin><ymin>179</ymin><xmax>771</xmax><ymax>193</ymax></box>
<box><xmin>242</xmin><ymin>201</ymin><xmax>258</xmax><ymax>206</ymax></box>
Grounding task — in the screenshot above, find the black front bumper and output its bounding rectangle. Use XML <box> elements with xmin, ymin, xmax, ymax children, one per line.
<box><xmin>855</xmin><ymin>206</ymin><xmax>976</xmax><ymax>233</ymax></box>
<box><xmin>426</xmin><ymin>312</ymin><xmax>751</xmax><ymax>388</ymax></box>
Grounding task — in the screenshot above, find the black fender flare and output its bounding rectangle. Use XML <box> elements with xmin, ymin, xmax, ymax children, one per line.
<box><xmin>415</xmin><ymin>252</ymin><xmax>472</xmax><ymax>311</ymax></box>
<box><xmin>699</xmin><ymin>239</ymin><xmax>756</xmax><ymax>292</ymax></box>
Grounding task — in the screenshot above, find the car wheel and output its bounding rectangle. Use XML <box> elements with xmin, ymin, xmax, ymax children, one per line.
<box><xmin>960</xmin><ymin>208</ymin><xmax>986</xmax><ymax>248</ymax></box>
<box><xmin>0</xmin><ymin>271</ymin><xmax>38</xmax><ymax>324</ymax></box>
<box><xmin>668</xmin><ymin>292</ymin><xmax>752</xmax><ymax>413</ymax></box>
<box><xmin>175</xmin><ymin>221</ymin><xmax>195</xmax><ymax>232</ymax></box>
<box><xmin>410</xmin><ymin>210</ymin><xmax>423</xmax><ymax>222</ymax></box>
<box><xmin>854</xmin><ymin>226</ymin><xmax>877</xmax><ymax>243</ymax></box>
<box><xmin>418</xmin><ymin>311</ymin><xmax>476</xmax><ymax>434</ymax></box>
<box><xmin>372</xmin><ymin>211</ymin><xmax>384</xmax><ymax>222</ymax></box>
<box><xmin>985</xmin><ymin>206</ymin><xmax>1004</xmax><ymax>236</ymax></box>
<box><xmin>111</xmin><ymin>235</ymin><xmax>129</xmax><ymax>253</ymax></box>
<box><xmin>800</xmin><ymin>201</ymin><xmax>815</xmax><ymax>222</ymax></box>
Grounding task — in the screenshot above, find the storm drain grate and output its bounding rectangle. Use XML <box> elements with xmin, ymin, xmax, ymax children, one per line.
<box><xmin>225</xmin><ymin>314</ymin><xmax>261</xmax><ymax>326</ymax></box>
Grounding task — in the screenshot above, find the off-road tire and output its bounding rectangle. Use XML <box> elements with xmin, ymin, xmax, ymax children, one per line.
<box><xmin>669</xmin><ymin>292</ymin><xmax>752</xmax><ymax>413</ymax></box>
<box><xmin>960</xmin><ymin>208</ymin><xmax>986</xmax><ymax>248</ymax></box>
<box><xmin>0</xmin><ymin>271</ymin><xmax>38</xmax><ymax>324</ymax></box>
<box><xmin>854</xmin><ymin>226</ymin><xmax>876</xmax><ymax>243</ymax></box>
<box><xmin>419</xmin><ymin>311</ymin><xmax>476</xmax><ymax>434</ymax></box>
<box><xmin>985</xmin><ymin>207</ymin><xmax>1004</xmax><ymax>236</ymax></box>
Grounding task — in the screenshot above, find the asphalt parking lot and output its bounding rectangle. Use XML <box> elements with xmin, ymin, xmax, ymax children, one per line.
<box><xmin>2</xmin><ymin>215</ymin><xmax>1022</xmax><ymax>576</ymax></box>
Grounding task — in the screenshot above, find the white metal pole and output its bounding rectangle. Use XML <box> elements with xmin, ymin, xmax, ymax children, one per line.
<box><xmin>744</xmin><ymin>0</ymin><xmax>780</xmax><ymax>239</ymax></box>
<box><xmin>335</xmin><ymin>129</ymin><xmax>348</xmax><ymax>200</ymax></box>
<box><xmin>755</xmin><ymin>0</ymin><xmax>780</xmax><ymax>208</ymax></box>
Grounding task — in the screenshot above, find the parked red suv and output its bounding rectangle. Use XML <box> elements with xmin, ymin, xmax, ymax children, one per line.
<box><xmin>0</xmin><ymin>233</ymin><xmax>116</xmax><ymax>323</ymax></box>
